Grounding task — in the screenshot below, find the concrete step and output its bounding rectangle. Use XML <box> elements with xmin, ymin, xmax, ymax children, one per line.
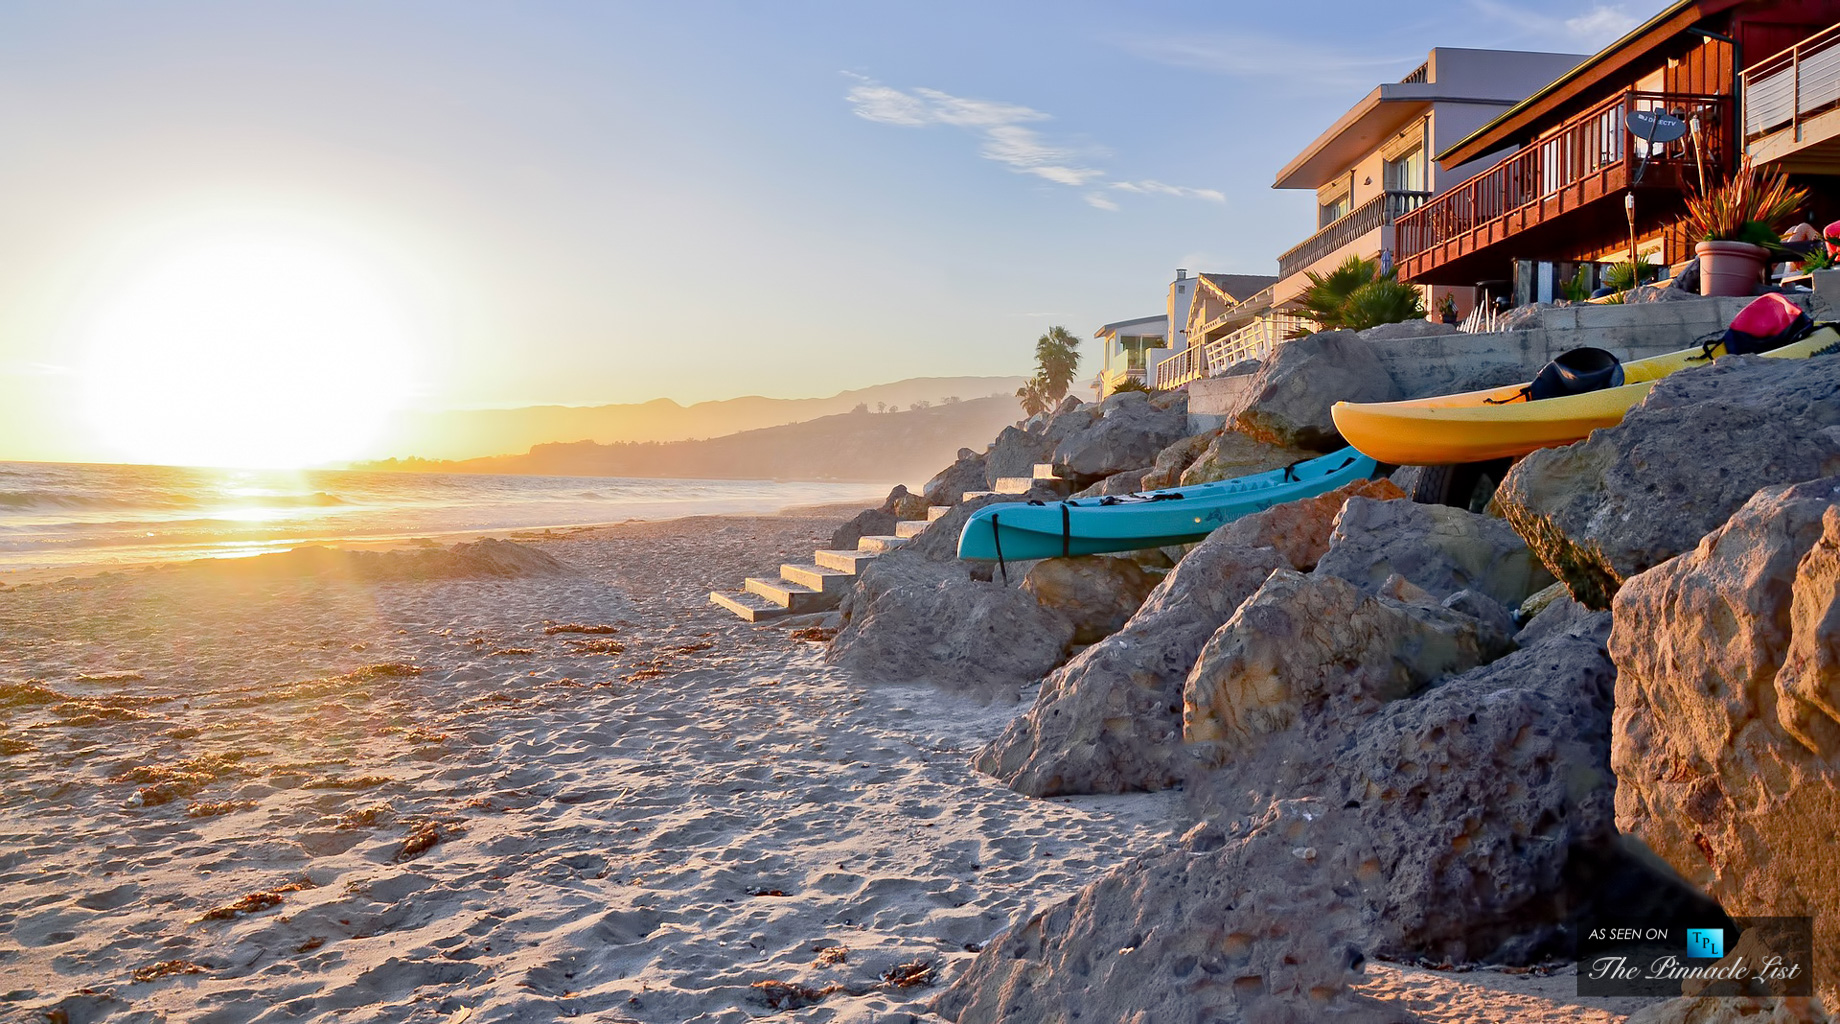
<box><xmin>744</xmin><ymin>577</ymin><xmax>840</xmax><ymax>613</ymax></box>
<box><xmin>1033</xmin><ymin>463</ymin><xmax>1071</xmax><ymax>479</ymax></box>
<box><xmin>813</xmin><ymin>548</ymin><xmax>878</xmax><ymax>574</ymax></box>
<box><xmin>995</xmin><ymin>477</ymin><xmax>1071</xmax><ymax>496</ymax></box>
<box><xmin>960</xmin><ymin>490</ymin><xmax>998</xmax><ymax>501</ymax></box>
<box><xmin>710</xmin><ymin>589</ymin><xmax>793</xmax><ymax>622</ymax></box>
<box><xmin>856</xmin><ymin>535</ymin><xmax>908</xmax><ymax>555</ymax></box>
<box><xmin>780</xmin><ymin>563</ymin><xmax>854</xmax><ymax>594</ymax></box>
<box><xmin>894</xmin><ymin>520</ymin><xmax>930</xmax><ymax>539</ymax></box>
<box><xmin>927</xmin><ymin>505</ymin><xmax>953</xmax><ymax>522</ymax></box>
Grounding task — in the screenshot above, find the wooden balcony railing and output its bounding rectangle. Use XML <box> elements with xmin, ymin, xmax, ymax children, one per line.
<box><xmin>1396</xmin><ymin>91</ymin><xmax>1730</xmax><ymax>277</ymax></box>
<box><xmin>1277</xmin><ymin>191</ymin><xmax>1430</xmax><ymax>279</ymax></box>
<box><xmin>1744</xmin><ymin>23</ymin><xmax>1840</xmax><ymax>141</ymax></box>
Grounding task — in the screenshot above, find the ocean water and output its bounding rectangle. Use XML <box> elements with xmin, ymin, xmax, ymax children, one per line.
<box><xmin>0</xmin><ymin>461</ymin><xmax>892</xmax><ymax>576</ymax></box>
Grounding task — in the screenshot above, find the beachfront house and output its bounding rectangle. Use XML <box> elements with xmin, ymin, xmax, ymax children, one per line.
<box><xmin>1273</xmin><ymin>47</ymin><xmax>1591</xmax><ymax>315</ymax></box>
<box><xmin>1397</xmin><ymin>0</ymin><xmax>1840</xmax><ymax>301</ymax></box>
<box><xmin>1744</xmin><ymin>20</ymin><xmax>1840</xmax><ymax>173</ymax></box>
<box><xmin>1093</xmin><ymin>314</ymin><xmax>1169</xmax><ymax>397</ymax></box>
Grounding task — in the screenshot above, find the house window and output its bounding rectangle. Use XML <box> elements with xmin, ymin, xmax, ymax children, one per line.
<box><xmin>1384</xmin><ymin>144</ymin><xmax>1425</xmax><ymax>192</ymax></box>
<box><xmin>1319</xmin><ymin>193</ymin><xmax>1351</xmax><ymax>227</ymax></box>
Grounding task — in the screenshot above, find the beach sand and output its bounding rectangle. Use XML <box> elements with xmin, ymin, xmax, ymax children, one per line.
<box><xmin>0</xmin><ymin>507</ymin><xmax>1655</xmax><ymax>1023</ymax></box>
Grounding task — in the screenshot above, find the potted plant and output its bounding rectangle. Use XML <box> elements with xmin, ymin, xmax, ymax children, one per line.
<box><xmin>1684</xmin><ymin>159</ymin><xmax>1809</xmax><ymax>296</ymax></box>
<box><xmin>1435</xmin><ymin>293</ymin><xmax>1460</xmax><ymax>324</ymax></box>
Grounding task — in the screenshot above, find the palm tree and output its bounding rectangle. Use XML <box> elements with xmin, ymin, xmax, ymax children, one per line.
<box><xmin>1016</xmin><ymin>375</ymin><xmax>1053</xmax><ymax>418</ymax></box>
<box><xmin>1287</xmin><ymin>253</ymin><xmax>1424</xmax><ymax>336</ymax></box>
<box><xmin>1034</xmin><ymin>327</ymin><xmax>1082</xmax><ymax>403</ymax></box>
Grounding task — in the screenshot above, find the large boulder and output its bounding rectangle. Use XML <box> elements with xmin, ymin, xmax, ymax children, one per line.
<box><xmin>1020</xmin><ymin>556</ymin><xmax>1161</xmax><ymax>646</ymax></box>
<box><xmin>828</xmin><ymin>508</ymin><xmax>896</xmax><ymax>552</ymax></box>
<box><xmin>974</xmin><ymin>479</ymin><xmax>1397</xmax><ymax>797</ymax></box>
<box><xmin>933</xmin><ymin>799</ymin><xmax>1415</xmax><ymax>1024</ymax></box>
<box><xmin>826</xmin><ymin>554</ymin><xmax>1072</xmax><ymax>695</ymax></box>
<box><xmin>1070</xmin><ymin>468</ymin><xmax>1149</xmax><ymax>498</ymax></box>
<box><xmin>1183</xmin><ymin>570</ymin><xmax>1512</xmax><ymax>767</ymax></box>
<box><xmin>1051</xmin><ymin>390</ymin><xmax>1191</xmax><ymax>480</ymax></box>
<box><xmin>983</xmin><ymin>426</ymin><xmax>1057</xmax><ymax>487</ymax></box>
<box><xmin>1496</xmin><ymin>353</ymin><xmax>1840</xmax><ymax>609</ymax></box>
<box><xmin>1177</xmin><ymin>429</ymin><xmax>1317</xmax><ymax>486</ymax></box>
<box><xmin>1316</xmin><ymin>496</ymin><xmax>1552</xmax><ymax>610</ymax></box>
<box><xmin>1137</xmin><ymin>429</ymin><xmax>1217</xmax><ymax>490</ymax></box>
<box><xmin>1235</xmin><ymin>330</ymin><xmax>1404</xmax><ymax>451</ymax></box>
<box><xmin>1610</xmin><ymin>478</ymin><xmax>1840</xmax><ymax>1009</ymax></box>
<box><xmin>828</xmin><ymin>496</ymin><xmax>1074</xmax><ymax>694</ymax></box>
<box><xmin>923</xmin><ymin>448</ymin><xmax>987</xmax><ymax>505</ymax></box>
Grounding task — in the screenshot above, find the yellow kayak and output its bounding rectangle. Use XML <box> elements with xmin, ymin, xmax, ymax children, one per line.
<box><xmin>1330</xmin><ymin>326</ymin><xmax>1840</xmax><ymax>465</ymax></box>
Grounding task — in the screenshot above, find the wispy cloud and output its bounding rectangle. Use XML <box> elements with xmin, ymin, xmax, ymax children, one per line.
<box><xmin>1467</xmin><ymin>1</ymin><xmax>1640</xmax><ymax>48</ymax></box>
<box><xmin>1117</xmin><ymin>33</ymin><xmax>1417</xmax><ymax>93</ymax></box>
<box><xmin>846</xmin><ymin>75</ymin><xmax>1220</xmax><ymax>210</ymax></box>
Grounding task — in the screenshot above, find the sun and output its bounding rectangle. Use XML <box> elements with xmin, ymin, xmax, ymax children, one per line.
<box><xmin>81</xmin><ymin>233</ymin><xmax>418</xmax><ymax>469</ymax></box>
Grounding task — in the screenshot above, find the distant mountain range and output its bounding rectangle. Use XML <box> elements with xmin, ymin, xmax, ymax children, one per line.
<box><xmin>370</xmin><ymin>376</ymin><xmax>1029</xmax><ymax>462</ymax></box>
<box><xmin>359</xmin><ymin>394</ymin><xmax>1022</xmax><ymax>487</ymax></box>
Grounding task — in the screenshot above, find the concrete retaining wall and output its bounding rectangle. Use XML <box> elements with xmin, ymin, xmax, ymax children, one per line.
<box><xmin>1368</xmin><ymin>294</ymin><xmax>1811</xmax><ymax>399</ymax></box>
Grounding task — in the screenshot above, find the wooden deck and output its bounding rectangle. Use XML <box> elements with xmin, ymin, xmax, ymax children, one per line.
<box><xmin>1398</xmin><ymin>91</ymin><xmax>1731</xmax><ymax>284</ymax></box>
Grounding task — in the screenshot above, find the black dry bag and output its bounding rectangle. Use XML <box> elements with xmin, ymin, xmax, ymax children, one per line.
<box><xmin>1528</xmin><ymin>347</ymin><xmax>1625</xmax><ymax>401</ymax></box>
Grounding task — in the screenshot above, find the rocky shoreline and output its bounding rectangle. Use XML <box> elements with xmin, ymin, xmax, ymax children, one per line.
<box><xmin>824</xmin><ymin>301</ymin><xmax>1838</xmax><ymax>1022</ymax></box>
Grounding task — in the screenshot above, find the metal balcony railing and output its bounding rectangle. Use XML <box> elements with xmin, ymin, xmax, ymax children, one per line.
<box><xmin>1277</xmin><ymin>191</ymin><xmax>1430</xmax><ymax>280</ymax></box>
<box><xmin>1744</xmin><ymin>24</ymin><xmax>1840</xmax><ymax>141</ymax></box>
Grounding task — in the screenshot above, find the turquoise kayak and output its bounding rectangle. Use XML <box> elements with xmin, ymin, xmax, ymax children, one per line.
<box><xmin>956</xmin><ymin>447</ymin><xmax>1376</xmax><ymax>561</ymax></box>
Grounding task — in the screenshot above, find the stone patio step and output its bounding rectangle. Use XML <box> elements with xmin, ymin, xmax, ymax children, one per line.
<box><xmin>894</xmin><ymin>520</ymin><xmax>930</xmax><ymax>539</ymax></box>
<box><xmin>856</xmin><ymin>535</ymin><xmax>908</xmax><ymax>555</ymax></box>
<box><xmin>813</xmin><ymin>549</ymin><xmax>878</xmax><ymax>574</ymax></box>
<box><xmin>780</xmin><ymin>563</ymin><xmax>854</xmax><ymax>594</ymax></box>
<box><xmin>744</xmin><ymin>577</ymin><xmax>840</xmax><ymax>613</ymax></box>
<box><xmin>927</xmin><ymin>505</ymin><xmax>953</xmax><ymax>522</ymax></box>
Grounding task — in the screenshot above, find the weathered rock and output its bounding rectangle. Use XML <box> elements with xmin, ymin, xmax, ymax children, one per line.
<box><xmin>827</xmin><ymin>508</ymin><xmax>896</xmax><ymax>552</ymax></box>
<box><xmin>1513</xmin><ymin>590</ymin><xmax>1610</xmax><ymax>647</ymax></box>
<box><xmin>1357</xmin><ymin>318</ymin><xmax>1454</xmax><ymax>341</ymax></box>
<box><xmin>933</xmin><ymin>799</ymin><xmax>1415</xmax><ymax>1024</ymax></box>
<box><xmin>1316</xmin><ymin>495</ymin><xmax>1552</xmax><ymax>609</ymax></box>
<box><xmin>1070</xmin><ymin>467</ymin><xmax>1148</xmax><ymax>498</ymax></box>
<box><xmin>1211</xmin><ymin>477</ymin><xmax>1406</xmax><ymax>571</ymax></box>
<box><xmin>826</xmin><ymin>553</ymin><xmax>1072</xmax><ymax>694</ymax></box>
<box><xmin>1177</xmin><ymin>429</ymin><xmax>1316</xmax><ymax>487</ymax></box>
<box><xmin>983</xmin><ymin>426</ymin><xmax>1057</xmax><ymax>488</ymax></box>
<box><xmin>1149</xmin><ymin>388</ymin><xmax>1188</xmax><ymax>415</ymax></box>
<box><xmin>1051</xmin><ymin>390</ymin><xmax>1191</xmax><ymax>480</ymax></box>
<box><xmin>1217</xmin><ymin>356</ymin><xmax>1261</xmax><ymax>377</ymax></box>
<box><xmin>1497</xmin><ymin>353</ymin><xmax>1840</xmax><ymax>609</ymax></box>
<box><xmin>1625</xmin><ymin>283</ymin><xmax>1705</xmax><ymax>304</ymax></box>
<box><xmin>1020</xmin><ymin>556</ymin><xmax>1161</xmax><ymax>645</ymax></box>
<box><xmin>1235</xmin><ymin>330</ymin><xmax>1404</xmax><ymax>451</ymax></box>
<box><xmin>1138</xmin><ymin>430</ymin><xmax>1217</xmax><ymax>490</ymax></box>
<box><xmin>1183</xmin><ymin>570</ymin><xmax>1511</xmax><ymax>766</ymax></box>
<box><xmin>1611</xmin><ymin>478</ymin><xmax>1840</xmax><ymax>1009</ymax></box>
<box><xmin>975</xmin><ymin>481</ymin><xmax>1395</xmax><ymax>797</ymax></box>
<box><xmin>1628</xmin><ymin>996</ymin><xmax>1831</xmax><ymax>1023</ymax></box>
<box><xmin>922</xmin><ymin>448</ymin><xmax>986</xmax><ymax>505</ymax></box>
<box><xmin>975</xmin><ymin>542</ymin><xmax>1289</xmax><ymax>796</ymax></box>
<box><xmin>884</xmin><ymin>484</ymin><xmax>931</xmax><ymax>521</ymax></box>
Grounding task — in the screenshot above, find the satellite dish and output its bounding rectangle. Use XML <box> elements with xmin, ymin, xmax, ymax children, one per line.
<box><xmin>1628</xmin><ymin>109</ymin><xmax>1689</xmax><ymax>144</ymax></box>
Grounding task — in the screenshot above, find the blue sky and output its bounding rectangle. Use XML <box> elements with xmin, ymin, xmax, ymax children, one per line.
<box><xmin>0</xmin><ymin>1</ymin><xmax>1645</xmax><ymax>460</ymax></box>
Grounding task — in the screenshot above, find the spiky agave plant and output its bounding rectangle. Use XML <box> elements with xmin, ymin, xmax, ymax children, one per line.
<box><xmin>1684</xmin><ymin>159</ymin><xmax>1808</xmax><ymax>245</ymax></box>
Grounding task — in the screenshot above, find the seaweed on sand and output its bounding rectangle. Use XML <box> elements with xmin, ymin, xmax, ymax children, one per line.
<box><xmin>194</xmin><ymin>876</ymin><xmax>316</xmax><ymax>922</ymax></box>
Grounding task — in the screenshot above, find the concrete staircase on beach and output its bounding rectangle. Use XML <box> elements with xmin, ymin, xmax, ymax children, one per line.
<box><xmin>709</xmin><ymin>504</ymin><xmax>954</xmax><ymax>622</ymax></box>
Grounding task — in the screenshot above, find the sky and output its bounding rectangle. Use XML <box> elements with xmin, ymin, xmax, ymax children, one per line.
<box><xmin>0</xmin><ymin>0</ymin><xmax>1647</xmax><ymax>464</ymax></box>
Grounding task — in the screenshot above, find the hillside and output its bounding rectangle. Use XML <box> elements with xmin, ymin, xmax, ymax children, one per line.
<box><xmin>366</xmin><ymin>395</ymin><xmax>1022</xmax><ymax>485</ymax></box>
<box><xmin>371</xmin><ymin>376</ymin><xmax>1028</xmax><ymax>462</ymax></box>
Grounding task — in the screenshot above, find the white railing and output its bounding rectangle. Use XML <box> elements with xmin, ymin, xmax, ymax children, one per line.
<box><xmin>1153</xmin><ymin>314</ymin><xmax>1310</xmax><ymax>389</ymax></box>
<box><xmin>1457</xmin><ymin>303</ymin><xmax>1503</xmax><ymax>334</ymax></box>
<box><xmin>1745</xmin><ymin>24</ymin><xmax>1840</xmax><ymax>140</ymax></box>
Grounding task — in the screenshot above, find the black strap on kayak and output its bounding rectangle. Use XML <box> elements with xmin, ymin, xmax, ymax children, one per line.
<box><xmin>1282</xmin><ymin>457</ymin><xmax>1310</xmax><ymax>482</ymax></box>
<box><xmin>1483</xmin><ymin>385</ymin><xmax>1532</xmax><ymax>405</ymax></box>
<box><xmin>1098</xmin><ymin>495</ymin><xmax>1123</xmax><ymax>506</ymax></box>
<box><xmin>1145</xmin><ymin>491</ymin><xmax>1183</xmax><ymax>501</ymax></box>
<box><xmin>1060</xmin><ymin>502</ymin><xmax>1071</xmax><ymax>558</ymax></box>
<box><xmin>1338</xmin><ymin>455</ymin><xmax>1356</xmax><ymax>471</ymax></box>
<box><xmin>989</xmin><ymin>513</ymin><xmax>1007</xmax><ymax>585</ymax></box>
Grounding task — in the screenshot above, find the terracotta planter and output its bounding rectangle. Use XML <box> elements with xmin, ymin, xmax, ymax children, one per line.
<box><xmin>1696</xmin><ymin>240</ymin><xmax>1769</xmax><ymax>297</ymax></box>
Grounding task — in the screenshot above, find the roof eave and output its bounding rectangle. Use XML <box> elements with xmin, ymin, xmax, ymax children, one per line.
<box><xmin>1436</xmin><ymin>0</ymin><xmax>1718</xmax><ymax>166</ymax></box>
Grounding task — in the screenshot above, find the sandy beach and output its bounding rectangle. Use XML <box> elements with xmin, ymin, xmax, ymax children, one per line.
<box><xmin>1</xmin><ymin>506</ymin><xmax>1654</xmax><ymax>1023</ymax></box>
